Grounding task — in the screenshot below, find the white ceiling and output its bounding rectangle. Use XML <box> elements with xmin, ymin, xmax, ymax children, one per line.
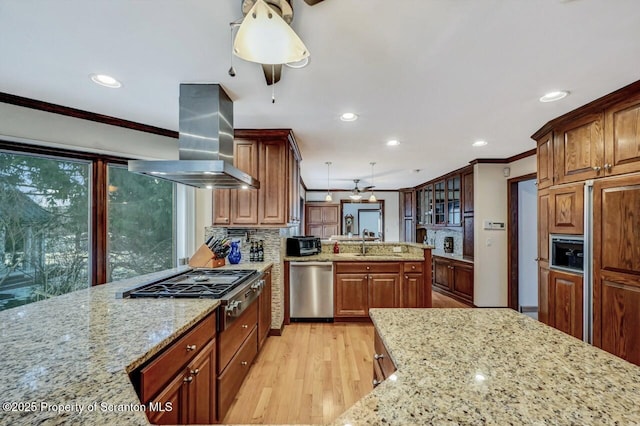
<box><xmin>1</xmin><ymin>0</ymin><xmax>640</xmax><ymax>190</ymax></box>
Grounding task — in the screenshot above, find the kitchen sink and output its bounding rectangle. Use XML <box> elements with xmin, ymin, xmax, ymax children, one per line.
<box><xmin>334</xmin><ymin>253</ymin><xmax>404</xmax><ymax>257</ymax></box>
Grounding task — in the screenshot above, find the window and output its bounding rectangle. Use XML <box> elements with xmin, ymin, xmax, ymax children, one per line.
<box><xmin>0</xmin><ymin>151</ymin><xmax>90</xmax><ymax>311</ymax></box>
<box><xmin>0</xmin><ymin>145</ymin><xmax>178</xmax><ymax>312</ymax></box>
<box><xmin>107</xmin><ymin>165</ymin><xmax>175</xmax><ymax>282</ymax></box>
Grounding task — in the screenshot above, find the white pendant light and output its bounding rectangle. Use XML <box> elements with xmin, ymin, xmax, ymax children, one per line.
<box><xmin>325</xmin><ymin>162</ymin><xmax>332</xmax><ymax>202</ymax></box>
<box><xmin>368</xmin><ymin>162</ymin><xmax>377</xmax><ymax>202</ymax></box>
<box><xmin>233</xmin><ymin>0</ymin><xmax>310</xmax><ymax>65</ymax></box>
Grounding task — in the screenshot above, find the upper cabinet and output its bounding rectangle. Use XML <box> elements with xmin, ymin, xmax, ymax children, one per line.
<box><xmin>554</xmin><ymin>112</ymin><xmax>604</xmax><ymax>184</ymax></box>
<box><xmin>415</xmin><ymin>167</ymin><xmax>471</xmax><ymax>229</ymax></box>
<box><xmin>213</xmin><ymin>130</ymin><xmax>301</xmax><ymax>227</ymax></box>
<box><xmin>604</xmin><ymin>93</ymin><xmax>640</xmax><ymax>177</ymax></box>
<box><xmin>533</xmin><ymin>81</ymin><xmax>640</xmax><ymax>186</ymax></box>
<box><xmin>536</xmin><ymin>132</ymin><xmax>554</xmax><ymax>189</ymax></box>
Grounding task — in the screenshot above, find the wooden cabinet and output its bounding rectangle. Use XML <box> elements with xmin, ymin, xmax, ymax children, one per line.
<box><xmin>334</xmin><ymin>262</ymin><xmax>427</xmax><ymax>318</ymax></box>
<box><xmin>213</xmin><ymin>130</ymin><xmax>301</xmax><ymax>227</ymax></box>
<box><xmin>538</xmin><ymin>264</ymin><xmax>550</xmax><ymax>326</ymax></box>
<box><xmin>372</xmin><ymin>329</ymin><xmax>396</xmax><ymax>388</ymax></box>
<box><xmin>604</xmin><ymin>94</ymin><xmax>640</xmax><ymax>177</ymax></box>
<box><xmin>368</xmin><ymin>273</ymin><xmax>400</xmax><ymax>309</ymax></box>
<box><xmin>213</xmin><ymin>139</ymin><xmax>258</xmax><ymax>225</ymax></box>
<box><xmin>548</xmin><ymin>270</ymin><xmax>583</xmax><ymax>340</ymax></box>
<box><xmin>432</xmin><ymin>256</ymin><xmax>474</xmax><ymax>304</ymax></box>
<box><xmin>399</xmin><ymin>189</ymin><xmax>415</xmax><ymax>242</ymax></box>
<box><xmin>217</xmin><ymin>301</ymin><xmax>259</xmax><ymax>420</ymax></box>
<box><xmin>537</xmin><ymin>132</ymin><xmax>554</xmax><ymax>189</ymax></box>
<box><xmin>258</xmin><ymin>266</ymin><xmax>272</xmax><ymax>350</ymax></box>
<box><xmin>593</xmin><ymin>174</ymin><xmax>640</xmax><ymax>366</ymax></box>
<box><xmin>334</xmin><ymin>273</ymin><xmax>369</xmax><ymax>317</ymax></box>
<box><xmin>136</xmin><ymin>313</ymin><xmax>217</xmax><ymax>425</ymax></box>
<box><xmin>305</xmin><ymin>203</ymin><xmax>339</xmax><ymax>239</ymax></box>
<box><xmin>554</xmin><ymin>112</ymin><xmax>604</xmax><ymax>184</ymax></box>
<box><xmin>462</xmin><ymin>168</ymin><xmax>474</xmax><ymax>215</ymax></box>
<box><xmin>433</xmin><ymin>180</ymin><xmax>446</xmax><ymax>225</ymax></box>
<box><xmin>402</xmin><ymin>262</ymin><xmax>424</xmax><ymax>308</ymax></box>
<box><xmin>549</xmin><ymin>183</ymin><xmax>584</xmax><ymax>235</ymax></box>
<box><xmin>462</xmin><ymin>216</ymin><xmax>474</xmax><ymax>258</ymax></box>
<box><xmin>446</xmin><ymin>175</ymin><xmax>461</xmax><ymax>225</ymax></box>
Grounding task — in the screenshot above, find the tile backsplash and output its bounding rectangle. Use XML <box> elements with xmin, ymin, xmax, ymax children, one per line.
<box><xmin>204</xmin><ymin>227</ymin><xmax>287</xmax><ymax>330</ymax></box>
<box><xmin>426</xmin><ymin>228</ymin><xmax>463</xmax><ymax>255</ymax></box>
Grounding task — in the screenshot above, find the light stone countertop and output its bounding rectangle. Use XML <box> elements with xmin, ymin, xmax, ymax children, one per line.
<box><xmin>431</xmin><ymin>249</ymin><xmax>475</xmax><ymax>264</ymax></box>
<box><xmin>0</xmin><ymin>263</ymin><xmax>272</xmax><ymax>425</ymax></box>
<box><xmin>285</xmin><ymin>242</ymin><xmax>432</xmax><ymax>262</ymax></box>
<box><xmin>333</xmin><ymin>308</ymin><xmax>640</xmax><ymax>425</ymax></box>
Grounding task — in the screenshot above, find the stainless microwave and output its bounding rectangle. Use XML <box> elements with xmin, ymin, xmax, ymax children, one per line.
<box><xmin>550</xmin><ymin>234</ymin><xmax>584</xmax><ymax>273</ymax></box>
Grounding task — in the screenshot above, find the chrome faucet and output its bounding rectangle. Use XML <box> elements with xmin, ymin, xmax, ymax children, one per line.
<box><xmin>361</xmin><ymin>229</ymin><xmax>368</xmax><ymax>254</ymax></box>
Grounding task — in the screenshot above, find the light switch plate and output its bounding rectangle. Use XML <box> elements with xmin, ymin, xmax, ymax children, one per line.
<box><xmin>483</xmin><ymin>220</ymin><xmax>505</xmax><ymax>230</ymax></box>
<box><xmin>392</xmin><ymin>246</ymin><xmax>402</xmax><ymax>253</ymax></box>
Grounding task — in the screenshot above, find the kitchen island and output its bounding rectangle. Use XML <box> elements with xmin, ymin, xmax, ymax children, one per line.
<box><xmin>335</xmin><ymin>308</ymin><xmax>640</xmax><ymax>425</ymax></box>
<box><xmin>0</xmin><ymin>262</ymin><xmax>272</xmax><ymax>425</ymax></box>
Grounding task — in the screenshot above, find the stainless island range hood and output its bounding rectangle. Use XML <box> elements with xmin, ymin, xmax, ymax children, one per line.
<box><xmin>128</xmin><ymin>84</ymin><xmax>259</xmax><ymax>189</ymax></box>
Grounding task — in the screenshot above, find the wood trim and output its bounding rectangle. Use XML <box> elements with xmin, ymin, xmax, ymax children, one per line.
<box><xmin>268</xmin><ymin>322</ymin><xmax>285</xmax><ymax>336</ymax></box>
<box><xmin>0</xmin><ymin>140</ymin><xmax>128</xmax><ymax>163</ymax></box>
<box><xmin>507</xmin><ymin>172</ymin><xmax>537</xmax><ymax>310</ymax></box>
<box><xmin>0</xmin><ymin>92</ymin><xmax>178</xmax><ymax>138</ymax></box>
<box><xmin>283</xmin><ymin>261</ymin><xmax>290</xmax><ymax>325</ymax></box>
<box><xmin>91</xmin><ymin>159</ymin><xmax>108</xmax><ymax>285</ymax></box>
<box><xmin>531</xmin><ymin>78</ymin><xmax>640</xmax><ymax>140</ymax></box>
<box><xmin>469</xmin><ymin>148</ymin><xmax>536</xmax><ymax>165</ymax></box>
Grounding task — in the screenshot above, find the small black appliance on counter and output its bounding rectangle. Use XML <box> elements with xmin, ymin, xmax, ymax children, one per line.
<box><xmin>286</xmin><ymin>236</ymin><xmax>322</xmax><ymax>256</ymax></box>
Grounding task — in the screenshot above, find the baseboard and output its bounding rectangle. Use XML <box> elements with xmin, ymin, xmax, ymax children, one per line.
<box><xmin>268</xmin><ymin>322</ymin><xmax>285</xmax><ymax>336</ymax></box>
<box><xmin>519</xmin><ymin>306</ymin><xmax>538</xmax><ymax>313</ymax></box>
<box><xmin>333</xmin><ymin>317</ymin><xmax>372</xmax><ymax>323</ymax></box>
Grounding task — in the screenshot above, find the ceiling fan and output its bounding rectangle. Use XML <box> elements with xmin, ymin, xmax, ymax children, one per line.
<box><xmin>237</xmin><ymin>0</ymin><xmax>326</xmax><ymax>86</ymax></box>
<box><xmin>349</xmin><ymin>179</ymin><xmax>374</xmax><ymax>200</ymax></box>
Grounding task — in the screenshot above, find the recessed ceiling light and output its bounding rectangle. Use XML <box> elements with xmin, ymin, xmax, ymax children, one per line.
<box><xmin>386</xmin><ymin>139</ymin><xmax>400</xmax><ymax>146</ymax></box>
<box><xmin>340</xmin><ymin>112</ymin><xmax>358</xmax><ymax>122</ymax></box>
<box><xmin>285</xmin><ymin>57</ymin><xmax>310</xmax><ymax>69</ymax></box>
<box><xmin>472</xmin><ymin>140</ymin><xmax>488</xmax><ymax>147</ymax></box>
<box><xmin>539</xmin><ymin>90</ymin><xmax>569</xmax><ymax>103</ymax></box>
<box><xmin>90</xmin><ymin>73</ymin><xmax>122</xmax><ymax>88</ymax></box>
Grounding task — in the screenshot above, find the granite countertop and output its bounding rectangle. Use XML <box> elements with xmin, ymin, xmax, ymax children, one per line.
<box><xmin>432</xmin><ymin>249</ymin><xmax>474</xmax><ymax>264</ymax></box>
<box><xmin>0</xmin><ymin>262</ymin><xmax>272</xmax><ymax>425</ymax></box>
<box><xmin>285</xmin><ymin>242</ymin><xmax>432</xmax><ymax>262</ymax></box>
<box><xmin>334</xmin><ymin>308</ymin><xmax>640</xmax><ymax>425</ymax></box>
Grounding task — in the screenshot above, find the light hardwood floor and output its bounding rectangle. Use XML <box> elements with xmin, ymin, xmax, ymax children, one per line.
<box><xmin>224</xmin><ymin>291</ymin><xmax>469</xmax><ymax>425</ymax></box>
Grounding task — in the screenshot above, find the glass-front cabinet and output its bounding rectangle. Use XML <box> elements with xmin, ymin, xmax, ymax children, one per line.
<box><xmin>434</xmin><ymin>180</ymin><xmax>446</xmax><ymax>225</ymax></box>
<box><xmin>447</xmin><ymin>175</ymin><xmax>461</xmax><ymax>225</ymax></box>
<box><xmin>414</xmin><ymin>173</ymin><xmax>464</xmax><ymax>228</ymax></box>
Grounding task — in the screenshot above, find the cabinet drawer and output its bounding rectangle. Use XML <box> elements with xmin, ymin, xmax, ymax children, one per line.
<box><xmin>218</xmin><ymin>301</ymin><xmax>258</xmax><ymax>372</ymax></box>
<box><xmin>374</xmin><ymin>329</ymin><xmax>396</xmax><ymax>379</ymax></box>
<box><xmin>217</xmin><ymin>326</ymin><xmax>258</xmax><ymax>420</ymax></box>
<box><xmin>334</xmin><ymin>262</ymin><xmax>400</xmax><ymax>274</ymax></box>
<box><xmin>140</xmin><ymin>313</ymin><xmax>216</xmax><ymax>403</ymax></box>
<box><xmin>403</xmin><ymin>262</ymin><xmax>423</xmax><ymax>273</ymax></box>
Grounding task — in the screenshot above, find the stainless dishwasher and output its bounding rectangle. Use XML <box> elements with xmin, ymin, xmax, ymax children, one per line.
<box><xmin>289</xmin><ymin>262</ymin><xmax>334</xmax><ymax>321</ymax></box>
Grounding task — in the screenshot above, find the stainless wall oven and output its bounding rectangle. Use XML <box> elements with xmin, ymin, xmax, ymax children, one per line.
<box><xmin>550</xmin><ymin>234</ymin><xmax>584</xmax><ymax>273</ymax></box>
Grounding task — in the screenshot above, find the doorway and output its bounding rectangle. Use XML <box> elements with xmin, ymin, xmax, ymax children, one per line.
<box><xmin>507</xmin><ymin>173</ymin><xmax>537</xmax><ymax>315</ymax></box>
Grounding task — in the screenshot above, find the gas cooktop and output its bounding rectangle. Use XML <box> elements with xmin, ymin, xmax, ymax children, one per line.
<box><xmin>125</xmin><ymin>269</ymin><xmax>258</xmax><ymax>299</ymax></box>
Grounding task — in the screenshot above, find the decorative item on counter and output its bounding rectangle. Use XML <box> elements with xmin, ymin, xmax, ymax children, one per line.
<box><xmin>249</xmin><ymin>241</ymin><xmax>256</xmax><ymax>262</ymax></box>
<box><xmin>258</xmin><ymin>240</ymin><xmax>264</xmax><ymax>262</ymax></box>
<box><xmin>333</xmin><ymin>241</ymin><xmax>340</xmax><ymax>253</ymax></box>
<box><xmin>444</xmin><ymin>236</ymin><xmax>454</xmax><ymax>253</ymax></box>
<box><xmin>189</xmin><ymin>236</ymin><xmax>231</xmax><ymax>268</ymax></box>
<box><xmin>227</xmin><ymin>240</ymin><xmax>242</xmax><ymax>264</ymax></box>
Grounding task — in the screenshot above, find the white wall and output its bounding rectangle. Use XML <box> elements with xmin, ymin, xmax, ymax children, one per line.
<box><xmin>305</xmin><ymin>191</ymin><xmax>400</xmax><ymax>241</ymax></box>
<box><xmin>518</xmin><ymin>179</ymin><xmax>538</xmax><ymax>308</ymax></box>
<box><xmin>473</xmin><ymin>155</ymin><xmax>536</xmax><ymax>307</ymax></box>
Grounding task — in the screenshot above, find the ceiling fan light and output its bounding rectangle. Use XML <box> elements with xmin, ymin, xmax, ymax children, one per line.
<box><xmin>233</xmin><ymin>0</ymin><xmax>310</xmax><ymax>65</ymax></box>
<box><xmin>349</xmin><ymin>194</ymin><xmax>362</xmax><ymax>201</ymax></box>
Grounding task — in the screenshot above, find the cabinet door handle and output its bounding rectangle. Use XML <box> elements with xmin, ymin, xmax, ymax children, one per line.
<box><xmin>242</xmin><ymin>324</ymin><xmax>249</xmax><ymax>329</ymax></box>
<box><xmin>374</xmin><ymin>353</ymin><xmax>384</xmax><ymax>360</ymax></box>
<box><xmin>592</xmin><ymin>166</ymin><xmax>601</xmax><ymax>172</ymax></box>
<box><xmin>604</xmin><ymin>163</ymin><xmax>612</xmax><ymax>172</ymax></box>
<box><xmin>186</xmin><ymin>344</ymin><xmax>197</xmax><ymax>351</ymax></box>
<box><xmin>372</xmin><ymin>379</ymin><xmax>381</xmax><ymax>387</ymax></box>
<box><xmin>535</xmin><ymin>258</ymin><xmax>539</xmax><ymax>261</ymax></box>
<box><xmin>366</xmin><ymin>266</ymin><xmax>370</xmax><ymax>270</ymax></box>
<box><xmin>411</xmin><ymin>265</ymin><xmax>416</xmax><ymax>270</ymax></box>
<box><xmin>241</xmin><ymin>361</ymin><xmax>248</xmax><ymax>366</ymax></box>
<box><xmin>405</xmin><ymin>275</ymin><xmax>408</xmax><ymax>279</ymax></box>
<box><xmin>190</xmin><ymin>368</ymin><xmax>199</xmax><ymax>375</ymax></box>
<box><xmin>183</xmin><ymin>376</ymin><xmax>193</xmax><ymax>383</ymax></box>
